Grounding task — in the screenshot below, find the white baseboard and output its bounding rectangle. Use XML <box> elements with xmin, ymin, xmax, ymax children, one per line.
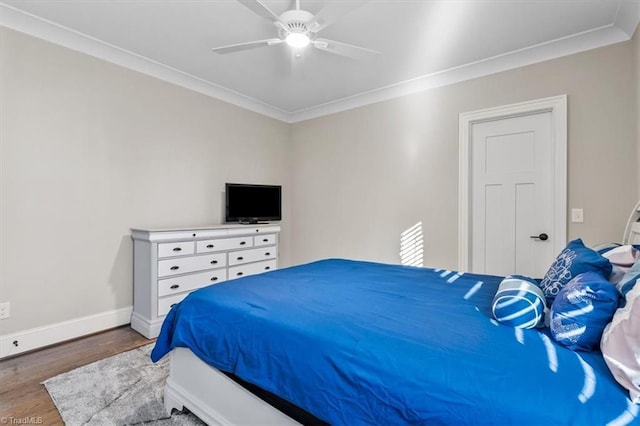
<box><xmin>130</xmin><ymin>311</ymin><xmax>164</xmax><ymax>339</ymax></box>
<box><xmin>0</xmin><ymin>306</ymin><xmax>134</xmax><ymax>359</ymax></box>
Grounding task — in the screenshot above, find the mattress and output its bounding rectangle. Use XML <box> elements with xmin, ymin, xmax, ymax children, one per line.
<box><xmin>151</xmin><ymin>258</ymin><xmax>638</xmax><ymax>425</ymax></box>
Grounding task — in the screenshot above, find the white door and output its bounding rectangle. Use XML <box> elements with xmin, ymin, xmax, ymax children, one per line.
<box><xmin>459</xmin><ymin>95</ymin><xmax>567</xmax><ymax>277</ymax></box>
<box><xmin>470</xmin><ymin>112</ymin><xmax>556</xmax><ymax>277</ymax></box>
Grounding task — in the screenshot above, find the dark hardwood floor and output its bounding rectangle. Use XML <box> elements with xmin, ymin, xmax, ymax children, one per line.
<box><xmin>0</xmin><ymin>325</ymin><xmax>152</xmax><ymax>425</ymax></box>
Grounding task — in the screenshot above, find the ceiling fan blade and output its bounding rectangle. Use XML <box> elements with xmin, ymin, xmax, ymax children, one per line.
<box><xmin>308</xmin><ymin>1</ymin><xmax>369</xmax><ymax>32</ymax></box>
<box><xmin>237</xmin><ymin>0</ymin><xmax>284</xmax><ymax>24</ymax></box>
<box><xmin>212</xmin><ymin>38</ymin><xmax>284</xmax><ymax>54</ymax></box>
<box><xmin>312</xmin><ymin>38</ymin><xmax>380</xmax><ymax>60</ymax></box>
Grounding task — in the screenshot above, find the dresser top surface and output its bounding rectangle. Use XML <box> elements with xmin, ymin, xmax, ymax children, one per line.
<box><xmin>131</xmin><ymin>223</ymin><xmax>281</xmax><ymax>233</ymax></box>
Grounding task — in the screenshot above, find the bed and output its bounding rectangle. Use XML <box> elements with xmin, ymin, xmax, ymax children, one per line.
<box><xmin>151</xmin><ymin>255</ymin><xmax>639</xmax><ymax>425</ymax></box>
<box><xmin>623</xmin><ymin>200</ymin><xmax>640</xmax><ymax>245</ymax></box>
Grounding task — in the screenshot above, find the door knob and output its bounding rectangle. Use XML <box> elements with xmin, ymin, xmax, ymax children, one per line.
<box><xmin>530</xmin><ymin>233</ymin><xmax>549</xmax><ymax>241</ymax></box>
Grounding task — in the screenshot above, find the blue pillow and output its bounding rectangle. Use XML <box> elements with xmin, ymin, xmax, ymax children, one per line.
<box><xmin>549</xmin><ymin>272</ymin><xmax>620</xmax><ymax>351</ymax></box>
<box><xmin>539</xmin><ymin>239</ymin><xmax>612</xmax><ymax>299</ymax></box>
<box><xmin>492</xmin><ymin>275</ymin><xmax>547</xmax><ymax>329</ymax></box>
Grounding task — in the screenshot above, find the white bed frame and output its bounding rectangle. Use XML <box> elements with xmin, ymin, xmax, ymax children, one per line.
<box><xmin>165</xmin><ymin>347</ymin><xmax>300</xmax><ymax>425</ymax></box>
<box><xmin>623</xmin><ymin>200</ymin><xmax>640</xmax><ymax>245</ymax></box>
<box><xmin>163</xmin><ymin>200</ymin><xmax>640</xmax><ymax>425</ymax></box>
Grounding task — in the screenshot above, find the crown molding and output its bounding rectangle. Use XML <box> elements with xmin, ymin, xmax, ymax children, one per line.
<box><xmin>1</xmin><ymin>2</ymin><xmax>638</xmax><ymax>125</ymax></box>
<box><xmin>288</xmin><ymin>23</ymin><xmax>633</xmax><ymax>122</ymax></box>
<box><xmin>614</xmin><ymin>0</ymin><xmax>640</xmax><ymax>38</ymax></box>
<box><xmin>0</xmin><ymin>3</ymin><xmax>291</xmax><ymax>123</ymax></box>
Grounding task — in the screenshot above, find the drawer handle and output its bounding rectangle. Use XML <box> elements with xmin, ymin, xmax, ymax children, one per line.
<box><xmin>172</xmin><ymin>247</ymin><xmax>182</xmax><ymax>252</ymax></box>
<box><xmin>210</xmin><ymin>277</ymin><xmax>218</xmax><ymax>282</ymax></box>
<box><xmin>265</xmin><ymin>252</ymin><xmax>271</xmax><ymax>256</ymax></box>
<box><xmin>170</xmin><ymin>284</ymin><xmax>180</xmax><ymax>290</ymax></box>
<box><xmin>206</xmin><ymin>244</ymin><xmax>214</xmax><ymax>248</ymax></box>
<box><xmin>170</xmin><ymin>303</ymin><xmax>177</xmax><ymax>308</ymax></box>
<box><xmin>170</xmin><ymin>266</ymin><xmax>180</xmax><ymax>271</ymax></box>
<box><xmin>237</xmin><ymin>272</ymin><xmax>244</xmax><ymax>276</ymax></box>
<box><xmin>262</xmin><ymin>238</ymin><xmax>269</xmax><ymax>242</ymax></box>
<box><xmin>210</xmin><ymin>260</ymin><xmax>218</xmax><ymax>265</ymax></box>
<box><xmin>240</xmin><ymin>241</ymin><xmax>247</xmax><ymax>245</ymax></box>
<box><xmin>237</xmin><ymin>256</ymin><xmax>244</xmax><ymax>261</ymax></box>
<box><xmin>265</xmin><ymin>266</ymin><xmax>271</xmax><ymax>270</ymax></box>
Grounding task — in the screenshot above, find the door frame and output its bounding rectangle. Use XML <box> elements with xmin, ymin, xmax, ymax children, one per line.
<box><xmin>458</xmin><ymin>94</ymin><xmax>567</xmax><ymax>272</ymax></box>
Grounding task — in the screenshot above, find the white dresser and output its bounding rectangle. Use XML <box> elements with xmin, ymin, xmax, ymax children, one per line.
<box><xmin>131</xmin><ymin>224</ymin><xmax>280</xmax><ymax>338</ymax></box>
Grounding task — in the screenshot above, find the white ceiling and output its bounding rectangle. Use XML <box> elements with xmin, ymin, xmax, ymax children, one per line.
<box><xmin>1</xmin><ymin>1</ymin><xmax>639</xmax><ymax>123</ymax></box>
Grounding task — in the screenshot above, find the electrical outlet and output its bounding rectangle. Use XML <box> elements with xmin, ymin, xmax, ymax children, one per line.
<box><xmin>0</xmin><ymin>302</ymin><xmax>10</xmax><ymax>319</ymax></box>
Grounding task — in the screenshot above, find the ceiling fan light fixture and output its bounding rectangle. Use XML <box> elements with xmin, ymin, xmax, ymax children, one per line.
<box><xmin>285</xmin><ymin>31</ymin><xmax>310</xmax><ymax>48</ymax></box>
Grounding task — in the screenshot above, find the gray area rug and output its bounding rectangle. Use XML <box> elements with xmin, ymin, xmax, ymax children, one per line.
<box><xmin>43</xmin><ymin>344</ymin><xmax>205</xmax><ymax>425</ymax></box>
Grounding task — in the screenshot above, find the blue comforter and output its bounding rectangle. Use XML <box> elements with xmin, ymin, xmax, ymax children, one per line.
<box><xmin>151</xmin><ymin>259</ymin><xmax>638</xmax><ymax>425</ymax></box>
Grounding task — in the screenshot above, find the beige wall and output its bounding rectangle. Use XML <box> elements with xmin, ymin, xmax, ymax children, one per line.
<box><xmin>1</xmin><ymin>25</ymin><xmax>639</xmax><ymax>338</ymax></box>
<box><xmin>0</xmin><ymin>28</ymin><xmax>290</xmax><ymax>334</ymax></box>
<box><xmin>290</xmin><ymin>39</ymin><xmax>639</xmax><ymax>270</ymax></box>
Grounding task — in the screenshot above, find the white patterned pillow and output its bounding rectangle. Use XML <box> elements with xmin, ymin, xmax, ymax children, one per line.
<box><xmin>601</xmin><ymin>278</ymin><xmax>640</xmax><ymax>404</ymax></box>
<box><xmin>602</xmin><ymin>245</ymin><xmax>640</xmax><ymax>286</ymax></box>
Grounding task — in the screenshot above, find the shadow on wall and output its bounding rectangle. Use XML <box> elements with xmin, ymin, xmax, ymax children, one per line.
<box><xmin>401</xmin><ymin>222</ymin><xmax>424</xmax><ymax>267</ymax></box>
<box><xmin>109</xmin><ymin>234</ymin><xmax>134</xmax><ymax>307</ymax></box>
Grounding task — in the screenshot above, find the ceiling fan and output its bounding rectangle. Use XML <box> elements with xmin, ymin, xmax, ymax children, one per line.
<box><xmin>211</xmin><ymin>0</ymin><xmax>380</xmax><ymax>59</ymax></box>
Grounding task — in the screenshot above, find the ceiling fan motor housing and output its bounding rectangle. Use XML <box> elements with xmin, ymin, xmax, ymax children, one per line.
<box><xmin>279</xmin><ymin>9</ymin><xmax>315</xmax><ymax>36</ymax></box>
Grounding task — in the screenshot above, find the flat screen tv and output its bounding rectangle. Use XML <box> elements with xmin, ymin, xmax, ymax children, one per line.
<box><xmin>225</xmin><ymin>183</ymin><xmax>282</xmax><ymax>224</ymax></box>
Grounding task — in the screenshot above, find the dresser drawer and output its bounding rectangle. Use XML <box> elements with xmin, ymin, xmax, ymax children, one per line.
<box><xmin>158</xmin><ymin>269</ymin><xmax>228</xmax><ymax>297</ymax></box>
<box><xmin>196</xmin><ymin>236</ymin><xmax>253</xmax><ymax>253</ymax></box>
<box><xmin>227</xmin><ymin>225</ymin><xmax>281</xmax><ymax>236</ymax></box>
<box><xmin>158</xmin><ymin>253</ymin><xmax>226</xmax><ymax>277</ymax></box>
<box><xmin>254</xmin><ymin>234</ymin><xmax>276</xmax><ymax>247</ymax></box>
<box><xmin>158</xmin><ymin>293</ymin><xmax>188</xmax><ymax>317</ymax></box>
<box><xmin>228</xmin><ymin>259</ymin><xmax>277</xmax><ymax>280</ymax></box>
<box><xmin>158</xmin><ymin>241</ymin><xmax>195</xmax><ymax>258</ymax></box>
<box><xmin>228</xmin><ymin>246</ymin><xmax>277</xmax><ymax>266</ymax></box>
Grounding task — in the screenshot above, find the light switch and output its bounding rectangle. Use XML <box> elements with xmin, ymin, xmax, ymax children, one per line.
<box><xmin>571</xmin><ymin>208</ymin><xmax>584</xmax><ymax>223</ymax></box>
